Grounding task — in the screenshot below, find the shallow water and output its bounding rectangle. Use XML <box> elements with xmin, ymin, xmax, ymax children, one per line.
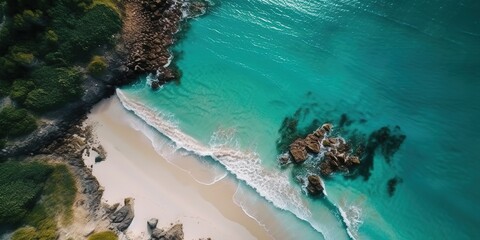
<box><xmin>120</xmin><ymin>0</ymin><xmax>480</xmax><ymax>239</ymax></box>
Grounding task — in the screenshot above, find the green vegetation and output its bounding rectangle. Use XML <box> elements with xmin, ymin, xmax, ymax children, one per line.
<box><xmin>0</xmin><ymin>106</ymin><xmax>37</xmax><ymax>138</ymax></box>
<box><xmin>0</xmin><ymin>162</ymin><xmax>52</xmax><ymax>225</ymax></box>
<box><xmin>0</xmin><ymin>161</ymin><xmax>77</xmax><ymax>240</ymax></box>
<box><xmin>0</xmin><ymin>0</ymin><xmax>122</xmax><ymax>143</ymax></box>
<box><xmin>87</xmin><ymin>56</ymin><xmax>108</xmax><ymax>77</ymax></box>
<box><xmin>88</xmin><ymin>231</ymin><xmax>118</xmax><ymax>240</ymax></box>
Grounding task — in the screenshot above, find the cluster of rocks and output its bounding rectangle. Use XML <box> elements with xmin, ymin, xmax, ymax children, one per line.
<box><xmin>121</xmin><ymin>0</ymin><xmax>208</xmax><ymax>88</ymax></box>
<box><xmin>288</xmin><ymin>123</ymin><xmax>333</xmax><ymax>163</ymax></box>
<box><xmin>147</xmin><ymin>218</ymin><xmax>184</xmax><ymax>240</ymax></box>
<box><xmin>286</xmin><ymin>123</ymin><xmax>361</xmax><ymax>177</ymax></box>
<box><xmin>108</xmin><ymin>198</ymin><xmax>135</xmax><ymax>232</ymax></box>
<box><xmin>306</xmin><ymin>175</ymin><xmax>324</xmax><ymax>196</ymax></box>
<box><xmin>281</xmin><ymin>123</ymin><xmax>363</xmax><ymax>196</ymax></box>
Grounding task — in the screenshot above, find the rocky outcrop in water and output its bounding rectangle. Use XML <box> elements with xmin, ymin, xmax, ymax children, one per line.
<box><xmin>282</xmin><ymin>123</ymin><xmax>361</xmax><ymax>177</ymax></box>
<box><xmin>121</xmin><ymin>0</ymin><xmax>208</xmax><ymax>87</ymax></box>
<box><xmin>287</xmin><ymin>123</ymin><xmax>332</xmax><ymax>163</ymax></box>
<box><xmin>306</xmin><ymin>175</ymin><xmax>324</xmax><ymax>196</ymax></box>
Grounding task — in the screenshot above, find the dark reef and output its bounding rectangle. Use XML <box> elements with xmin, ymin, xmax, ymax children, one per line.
<box><xmin>277</xmin><ymin>105</ymin><xmax>407</xmax><ymax>197</ymax></box>
<box><xmin>387</xmin><ymin>176</ymin><xmax>403</xmax><ymax>197</ymax></box>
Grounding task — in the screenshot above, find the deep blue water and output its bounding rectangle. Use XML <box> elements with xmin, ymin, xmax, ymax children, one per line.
<box><xmin>119</xmin><ymin>0</ymin><xmax>480</xmax><ymax>239</ymax></box>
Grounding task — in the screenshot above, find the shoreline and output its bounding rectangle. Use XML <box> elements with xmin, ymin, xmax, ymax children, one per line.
<box><xmin>86</xmin><ymin>96</ymin><xmax>273</xmax><ymax>239</ymax></box>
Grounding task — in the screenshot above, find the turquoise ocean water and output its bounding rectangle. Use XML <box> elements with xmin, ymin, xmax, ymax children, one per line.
<box><xmin>119</xmin><ymin>0</ymin><xmax>480</xmax><ymax>239</ymax></box>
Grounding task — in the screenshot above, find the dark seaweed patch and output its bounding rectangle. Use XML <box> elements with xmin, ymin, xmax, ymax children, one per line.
<box><xmin>346</xmin><ymin>126</ymin><xmax>406</xmax><ymax>180</ymax></box>
<box><xmin>276</xmin><ymin>107</ymin><xmax>326</xmax><ymax>153</ymax></box>
<box><xmin>387</xmin><ymin>176</ymin><xmax>403</xmax><ymax>197</ymax></box>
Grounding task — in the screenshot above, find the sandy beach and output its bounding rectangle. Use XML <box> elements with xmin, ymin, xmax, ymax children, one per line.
<box><xmin>84</xmin><ymin>96</ymin><xmax>272</xmax><ymax>240</ymax></box>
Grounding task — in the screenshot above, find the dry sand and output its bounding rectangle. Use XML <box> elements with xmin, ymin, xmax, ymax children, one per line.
<box><xmin>85</xmin><ymin>96</ymin><xmax>273</xmax><ymax>240</ymax></box>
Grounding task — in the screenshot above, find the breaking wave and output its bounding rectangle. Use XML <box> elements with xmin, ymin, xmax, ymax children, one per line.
<box><xmin>116</xmin><ymin>89</ymin><xmax>356</xmax><ymax>239</ymax></box>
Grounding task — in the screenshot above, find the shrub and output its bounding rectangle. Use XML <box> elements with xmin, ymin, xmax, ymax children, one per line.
<box><xmin>88</xmin><ymin>231</ymin><xmax>118</xmax><ymax>240</ymax></box>
<box><xmin>0</xmin><ymin>56</ymin><xmax>20</xmax><ymax>80</ymax></box>
<box><xmin>25</xmin><ymin>66</ymin><xmax>83</xmax><ymax>112</ymax></box>
<box><xmin>11</xmin><ymin>226</ymin><xmax>37</xmax><ymax>240</ymax></box>
<box><xmin>53</xmin><ymin>4</ymin><xmax>121</xmax><ymax>61</ymax></box>
<box><xmin>10</xmin><ymin>79</ymin><xmax>35</xmax><ymax>104</ymax></box>
<box><xmin>11</xmin><ymin>51</ymin><xmax>34</xmax><ymax>66</ymax></box>
<box><xmin>0</xmin><ymin>162</ymin><xmax>53</xmax><ymax>224</ymax></box>
<box><xmin>87</xmin><ymin>55</ymin><xmax>107</xmax><ymax>76</ymax></box>
<box><xmin>12</xmin><ymin>9</ymin><xmax>43</xmax><ymax>32</ymax></box>
<box><xmin>0</xmin><ymin>80</ymin><xmax>11</xmax><ymax>96</ymax></box>
<box><xmin>0</xmin><ymin>106</ymin><xmax>37</xmax><ymax>138</ymax></box>
<box><xmin>5</xmin><ymin>163</ymin><xmax>77</xmax><ymax>240</ymax></box>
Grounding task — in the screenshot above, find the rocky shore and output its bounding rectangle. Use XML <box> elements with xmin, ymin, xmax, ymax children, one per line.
<box><xmin>0</xmin><ymin>0</ymin><xmax>208</xmax><ymax>158</ymax></box>
<box><xmin>0</xmin><ymin>0</ymin><xmax>208</xmax><ymax>239</ymax></box>
<box><xmin>120</xmin><ymin>0</ymin><xmax>208</xmax><ymax>88</ymax></box>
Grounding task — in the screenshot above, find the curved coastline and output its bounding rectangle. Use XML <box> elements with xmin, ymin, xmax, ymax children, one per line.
<box><xmin>116</xmin><ymin>89</ymin><xmax>354</xmax><ymax>240</ymax></box>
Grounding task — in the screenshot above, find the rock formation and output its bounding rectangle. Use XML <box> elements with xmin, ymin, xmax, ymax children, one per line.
<box><xmin>288</xmin><ymin>123</ymin><xmax>332</xmax><ymax>163</ymax></box>
<box><xmin>306</xmin><ymin>175</ymin><xmax>324</xmax><ymax>196</ymax></box>
<box><xmin>121</xmin><ymin>0</ymin><xmax>208</xmax><ymax>87</ymax></box>
<box><xmin>148</xmin><ymin>218</ymin><xmax>159</xmax><ymax>229</ymax></box>
<box><xmin>282</xmin><ymin>122</ymin><xmax>361</xmax><ymax>178</ymax></box>
<box><xmin>109</xmin><ymin>198</ymin><xmax>135</xmax><ymax>232</ymax></box>
<box><xmin>150</xmin><ymin>223</ymin><xmax>184</xmax><ymax>240</ymax></box>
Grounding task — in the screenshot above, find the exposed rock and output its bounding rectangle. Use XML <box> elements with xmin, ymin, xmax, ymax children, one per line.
<box><xmin>151</xmin><ymin>80</ymin><xmax>161</xmax><ymax>90</ymax></box>
<box><xmin>305</xmin><ymin>134</ymin><xmax>320</xmax><ymax>153</ymax></box>
<box><xmin>314</xmin><ymin>127</ymin><xmax>326</xmax><ymax>138</ymax></box>
<box><xmin>148</xmin><ymin>218</ymin><xmax>159</xmax><ymax>229</ymax></box>
<box><xmin>347</xmin><ymin>155</ymin><xmax>360</xmax><ymax>165</ymax></box>
<box><xmin>320</xmin><ymin>161</ymin><xmax>333</xmax><ymax>177</ymax></box>
<box><xmin>306</xmin><ymin>175</ymin><xmax>324</xmax><ymax>196</ymax></box>
<box><xmin>151</xmin><ymin>228</ymin><xmax>165</xmax><ymax>239</ymax></box>
<box><xmin>321</xmin><ymin>123</ymin><xmax>333</xmax><ymax>132</ymax></box>
<box><xmin>110</xmin><ymin>198</ymin><xmax>135</xmax><ymax>232</ymax></box>
<box><xmin>289</xmin><ymin>138</ymin><xmax>308</xmax><ymax>163</ymax></box>
<box><xmin>164</xmin><ymin>224</ymin><xmax>184</xmax><ymax>240</ymax></box>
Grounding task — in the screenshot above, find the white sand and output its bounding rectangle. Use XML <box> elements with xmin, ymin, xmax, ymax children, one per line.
<box><xmin>85</xmin><ymin>96</ymin><xmax>272</xmax><ymax>240</ymax></box>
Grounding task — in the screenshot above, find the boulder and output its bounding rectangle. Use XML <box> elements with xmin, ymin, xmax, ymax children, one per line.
<box><xmin>321</xmin><ymin>123</ymin><xmax>333</xmax><ymax>132</ymax></box>
<box><xmin>304</xmin><ymin>134</ymin><xmax>320</xmax><ymax>153</ymax></box>
<box><xmin>305</xmin><ymin>140</ymin><xmax>320</xmax><ymax>154</ymax></box>
<box><xmin>320</xmin><ymin>161</ymin><xmax>333</xmax><ymax>176</ymax></box>
<box><xmin>289</xmin><ymin>139</ymin><xmax>308</xmax><ymax>163</ymax></box>
<box><xmin>164</xmin><ymin>224</ymin><xmax>184</xmax><ymax>240</ymax></box>
<box><xmin>109</xmin><ymin>198</ymin><xmax>135</xmax><ymax>232</ymax></box>
<box><xmin>148</xmin><ymin>218</ymin><xmax>159</xmax><ymax>229</ymax></box>
<box><xmin>306</xmin><ymin>175</ymin><xmax>324</xmax><ymax>196</ymax></box>
<box><xmin>347</xmin><ymin>155</ymin><xmax>360</xmax><ymax>165</ymax></box>
<box><xmin>151</xmin><ymin>228</ymin><xmax>165</xmax><ymax>240</ymax></box>
<box><xmin>151</xmin><ymin>80</ymin><xmax>160</xmax><ymax>90</ymax></box>
<box><xmin>314</xmin><ymin>128</ymin><xmax>326</xmax><ymax>138</ymax></box>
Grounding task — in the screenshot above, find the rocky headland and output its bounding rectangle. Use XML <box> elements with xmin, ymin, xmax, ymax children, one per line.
<box><xmin>120</xmin><ymin>0</ymin><xmax>208</xmax><ymax>88</ymax></box>
<box><xmin>0</xmin><ymin>0</ymin><xmax>208</xmax><ymax>158</ymax></box>
<box><xmin>0</xmin><ymin>0</ymin><xmax>208</xmax><ymax>239</ymax></box>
